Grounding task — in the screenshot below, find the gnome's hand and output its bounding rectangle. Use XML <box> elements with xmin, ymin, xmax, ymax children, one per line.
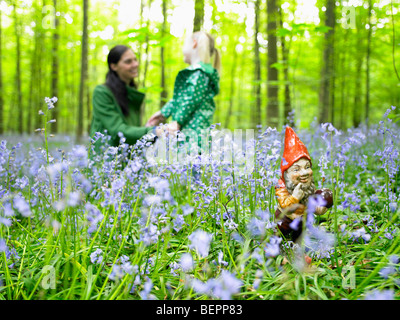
<box><xmin>315</xmin><ymin>206</ymin><xmax>328</xmax><ymax>215</ymax></box>
<box><xmin>292</xmin><ymin>183</ymin><xmax>304</xmax><ymax>201</ymax></box>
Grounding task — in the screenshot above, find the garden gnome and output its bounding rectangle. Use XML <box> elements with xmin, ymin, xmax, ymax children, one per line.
<box><xmin>275</xmin><ymin>126</ymin><xmax>333</xmax><ymax>242</ymax></box>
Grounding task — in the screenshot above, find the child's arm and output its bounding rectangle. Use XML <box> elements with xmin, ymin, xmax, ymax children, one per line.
<box><xmin>160</xmin><ymin>99</ymin><xmax>175</xmax><ymax>119</ymax></box>
<box><xmin>172</xmin><ymin>71</ymin><xmax>209</xmax><ymax>128</ymax></box>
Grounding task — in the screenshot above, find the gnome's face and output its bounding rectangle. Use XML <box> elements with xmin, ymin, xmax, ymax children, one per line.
<box><xmin>286</xmin><ymin>158</ymin><xmax>313</xmax><ymax>187</ymax></box>
<box><xmin>284</xmin><ymin>158</ymin><xmax>315</xmax><ymax>205</ymax></box>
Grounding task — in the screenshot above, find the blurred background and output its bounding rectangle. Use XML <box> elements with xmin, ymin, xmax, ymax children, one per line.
<box><xmin>0</xmin><ymin>0</ymin><xmax>399</xmax><ymax>140</ymax></box>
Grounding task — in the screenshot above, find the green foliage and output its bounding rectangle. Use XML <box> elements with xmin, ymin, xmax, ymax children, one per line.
<box><xmin>0</xmin><ymin>0</ymin><xmax>399</xmax><ymax>133</ymax></box>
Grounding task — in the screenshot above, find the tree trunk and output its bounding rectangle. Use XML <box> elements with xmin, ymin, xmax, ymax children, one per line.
<box><xmin>253</xmin><ymin>0</ymin><xmax>261</xmax><ymax>128</ymax></box>
<box><xmin>353</xmin><ymin>30</ymin><xmax>363</xmax><ymax>128</ymax></box>
<box><xmin>339</xmin><ymin>29</ymin><xmax>349</xmax><ymax>130</ymax></box>
<box><xmin>137</xmin><ymin>0</ymin><xmax>144</xmax><ymax>86</ymax></box>
<box><xmin>353</xmin><ymin>55</ymin><xmax>363</xmax><ymax>127</ymax></box>
<box><xmin>0</xmin><ymin>10</ymin><xmax>3</xmax><ymax>135</ymax></box>
<box><xmin>34</xmin><ymin>1</ymin><xmax>46</xmax><ymax>132</ymax></box>
<box><xmin>51</xmin><ymin>0</ymin><xmax>60</xmax><ymax>132</ymax></box>
<box><xmin>279</xmin><ymin>4</ymin><xmax>292</xmax><ymax>124</ymax></box>
<box><xmin>76</xmin><ymin>0</ymin><xmax>89</xmax><ymax>142</ymax></box>
<box><xmin>160</xmin><ymin>0</ymin><xmax>167</xmax><ymax>109</ymax></box>
<box><xmin>267</xmin><ymin>0</ymin><xmax>279</xmax><ymax>128</ymax></box>
<box><xmin>193</xmin><ymin>0</ymin><xmax>204</xmax><ymax>32</ymax></box>
<box><xmin>13</xmin><ymin>1</ymin><xmax>23</xmax><ymax>134</ymax></box>
<box><xmin>141</xmin><ymin>0</ymin><xmax>153</xmax><ymax>89</ymax></box>
<box><xmin>318</xmin><ymin>0</ymin><xmax>335</xmax><ymax>124</ymax></box>
<box><xmin>365</xmin><ymin>0</ymin><xmax>372</xmax><ymax>127</ymax></box>
<box><xmin>225</xmin><ymin>40</ymin><xmax>238</xmax><ymax>128</ymax></box>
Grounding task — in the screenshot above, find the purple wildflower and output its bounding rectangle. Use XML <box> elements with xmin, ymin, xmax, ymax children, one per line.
<box><xmin>188</xmin><ymin>229</ymin><xmax>213</xmax><ymax>258</ymax></box>
<box><xmin>308</xmin><ymin>194</ymin><xmax>327</xmax><ymax>214</ymax></box>
<box><xmin>0</xmin><ymin>239</ymin><xmax>7</xmax><ymax>252</ymax></box>
<box><xmin>264</xmin><ymin>236</ymin><xmax>282</xmax><ymax>258</ymax></box>
<box><xmin>218</xmin><ymin>251</ymin><xmax>228</xmax><ymax>267</ymax></box>
<box><xmin>90</xmin><ymin>249</ymin><xmax>103</xmax><ymax>264</ymax></box>
<box><xmin>140</xmin><ymin>278</ymin><xmax>154</xmax><ymax>300</ymax></box>
<box><xmin>289</xmin><ymin>217</ymin><xmax>302</xmax><ymax>231</ymax></box>
<box><xmin>180</xmin><ymin>253</ymin><xmax>194</xmax><ymax>272</ymax></box>
<box><xmin>364</xmin><ymin>289</ymin><xmax>394</xmax><ymax>300</ymax></box>
<box><xmin>109</xmin><ymin>264</ymin><xmax>124</xmax><ymax>281</ymax></box>
<box><xmin>14</xmin><ymin>196</ymin><xmax>31</xmax><ymax>217</ymax></box>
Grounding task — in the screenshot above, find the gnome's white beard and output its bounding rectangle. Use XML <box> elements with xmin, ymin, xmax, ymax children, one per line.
<box><xmin>284</xmin><ymin>171</ymin><xmax>316</xmax><ymax>206</ymax></box>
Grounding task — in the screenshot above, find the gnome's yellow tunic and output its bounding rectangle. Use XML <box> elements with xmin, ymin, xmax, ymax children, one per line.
<box><xmin>275</xmin><ymin>179</ymin><xmax>306</xmax><ymax>220</ymax></box>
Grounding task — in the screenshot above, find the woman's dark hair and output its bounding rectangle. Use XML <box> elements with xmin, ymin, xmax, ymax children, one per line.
<box><xmin>105</xmin><ymin>45</ymin><xmax>137</xmax><ymax>116</ymax></box>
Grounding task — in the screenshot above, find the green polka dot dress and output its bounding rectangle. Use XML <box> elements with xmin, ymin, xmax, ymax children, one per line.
<box><xmin>161</xmin><ymin>62</ymin><xmax>220</xmax><ymax>148</ymax></box>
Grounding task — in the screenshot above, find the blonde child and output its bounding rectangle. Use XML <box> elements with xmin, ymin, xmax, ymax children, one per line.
<box><xmin>147</xmin><ymin>31</ymin><xmax>221</xmax><ymax>141</ymax></box>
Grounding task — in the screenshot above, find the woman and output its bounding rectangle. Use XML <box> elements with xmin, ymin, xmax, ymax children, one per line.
<box><xmin>89</xmin><ymin>45</ymin><xmax>174</xmax><ymax>154</ymax></box>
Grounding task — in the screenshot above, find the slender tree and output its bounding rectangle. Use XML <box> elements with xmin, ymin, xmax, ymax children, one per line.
<box><xmin>193</xmin><ymin>0</ymin><xmax>204</xmax><ymax>32</ymax></box>
<box><xmin>141</xmin><ymin>0</ymin><xmax>153</xmax><ymax>88</ymax></box>
<box><xmin>353</xmin><ymin>33</ymin><xmax>363</xmax><ymax>127</ymax></box>
<box><xmin>13</xmin><ymin>0</ymin><xmax>23</xmax><ymax>134</ymax></box>
<box><xmin>253</xmin><ymin>0</ymin><xmax>262</xmax><ymax>128</ymax></box>
<box><xmin>267</xmin><ymin>0</ymin><xmax>279</xmax><ymax>128</ymax></box>
<box><xmin>318</xmin><ymin>0</ymin><xmax>335</xmax><ymax>124</ymax></box>
<box><xmin>278</xmin><ymin>4</ymin><xmax>292</xmax><ymax>123</ymax></box>
<box><xmin>365</xmin><ymin>0</ymin><xmax>372</xmax><ymax>127</ymax></box>
<box><xmin>160</xmin><ymin>0</ymin><xmax>167</xmax><ymax>109</ymax></box>
<box><xmin>225</xmin><ymin>39</ymin><xmax>239</xmax><ymax>128</ymax></box>
<box><xmin>339</xmin><ymin>27</ymin><xmax>349</xmax><ymax>130</ymax></box>
<box><xmin>0</xmin><ymin>9</ymin><xmax>3</xmax><ymax>134</ymax></box>
<box><xmin>51</xmin><ymin>0</ymin><xmax>60</xmax><ymax>132</ymax></box>
<box><xmin>76</xmin><ymin>0</ymin><xmax>89</xmax><ymax>142</ymax></box>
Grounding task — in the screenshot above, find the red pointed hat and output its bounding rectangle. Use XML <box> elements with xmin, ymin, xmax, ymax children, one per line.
<box><xmin>281</xmin><ymin>126</ymin><xmax>311</xmax><ymax>178</ymax></box>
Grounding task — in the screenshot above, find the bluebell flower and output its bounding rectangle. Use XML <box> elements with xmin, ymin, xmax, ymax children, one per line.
<box><xmin>218</xmin><ymin>251</ymin><xmax>228</xmax><ymax>267</ymax></box>
<box><xmin>169</xmin><ymin>261</ymin><xmax>180</xmax><ymax>277</ymax></box>
<box><xmin>247</xmin><ymin>217</ymin><xmax>266</xmax><ymax>237</ymax></box>
<box><xmin>0</xmin><ymin>217</ymin><xmax>11</xmax><ymax>227</ymax></box>
<box><xmin>289</xmin><ymin>217</ymin><xmax>301</xmax><ymax>231</ymax></box>
<box><xmin>384</xmin><ymin>233</ymin><xmax>393</xmax><ymax>240</ymax></box>
<box><xmin>2</xmin><ymin>203</ymin><xmax>14</xmax><ymax>217</ymax></box>
<box><xmin>85</xmin><ymin>203</ymin><xmax>104</xmax><ymax>235</ymax></box>
<box><xmin>109</xmin><ymin>264</ymin><xmax>124</xmax><ymax>281</ymax></box>
<box><xmin>349</xmin><ymin>227</ymin><xmax>371</xmax><ymax>242</ymax></box>
<box><xmin>90</xmin><ymin>249</ymin><xmax>103</xmax><ymax>264</ymax></box>
<box><xmin>173</xmin><ymin>214</ymin><xmax>185</xmax><ymax>232</ymax></box>
<box><xmin>379</xmin><ymin>266</ymin><xmax>397</xmax><ymax>279</ymax></box>
<box><xmin>389</xmin><ymin>202</ymin><xmax>397</xmax><ymax>213</ymax></box>
<box><xmin>14</xmin><ymin>196</ymin><xmax>31</xmax><ymax>217</ymax></box>
<box><xmin>181</xmin><ymin>204</ymin><xmax>194</xmax><ymax>216</ymax></box>
<box><xmin>45</xmin><ymin>96</ymin><xmax>57</xmax><ymax>109</ymax></box>
<box><xmin>364</xmin><ymin>289</ymin><xmax>394</xmax><ymax>300</ymax></box>
<box><xmin>253</xmin><ymin>269</ymin><xmax>263</xmax><ymax>290</ymax></box>
<box><xmin>307</xmin><ymin>194</ymin><xmax>327</xmax><ymax>215</ymax></box>
<box><xmin>264</xmin><ymin>236</ymin><xmax>282</xmax><ymax>258</ymax></box>
<box><xmin>305</xmin><ymin>225</ymin><xmax>335</xmax><ymax>259</ymax></box>
<box><xmin>67</xmin><ymin>191</ymin><xmax>81</xmax><ymax>207</ymax></box>
<box><xmin>211</xmin><ymin>271</ymin><xmax>242</xmax><ymax>300</ymax></box>
<box><xmin>140</xmin><ymin>278</ymin><xmax>154</xmax><ymax>300</ymax></box>
<box><xmin>225</xmin><ymin>219</ymin><xmax>238</xmax><ymax>230</ymax></box>
<box><xmin>388</xmin><ymin>254</ymin><xmax>399</xmax><ymax>264</ymax></box>
<box><xmin>0</xmin><ymin>239</ymin><xmax>7</xmax><ymax>252</ymax></box>
<box><xmin>188</xmin><ymin>229</ymin><xmax>213</xmax><ymax>258</ymax></box>
<box><xmin>121</xmin><ymin>261</ymin><xmax>135</xmax><ymax>275</ymax></box>
<box><xmin>180</xmin><ymin>253</ymin><xmax>194</xmax><ymax>272</ymax></box>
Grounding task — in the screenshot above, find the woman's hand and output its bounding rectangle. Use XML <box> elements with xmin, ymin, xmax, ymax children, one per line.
<box><xmin>146</xmin><ymin>111</ymin><xmax>166</xmax><ymax>127</ymax></box>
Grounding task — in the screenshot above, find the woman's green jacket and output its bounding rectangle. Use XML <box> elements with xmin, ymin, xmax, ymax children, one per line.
<box><xmin>89</xmin><ymin>84</ymin><xmax>153</xmax><ymax>153</ymax></box>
